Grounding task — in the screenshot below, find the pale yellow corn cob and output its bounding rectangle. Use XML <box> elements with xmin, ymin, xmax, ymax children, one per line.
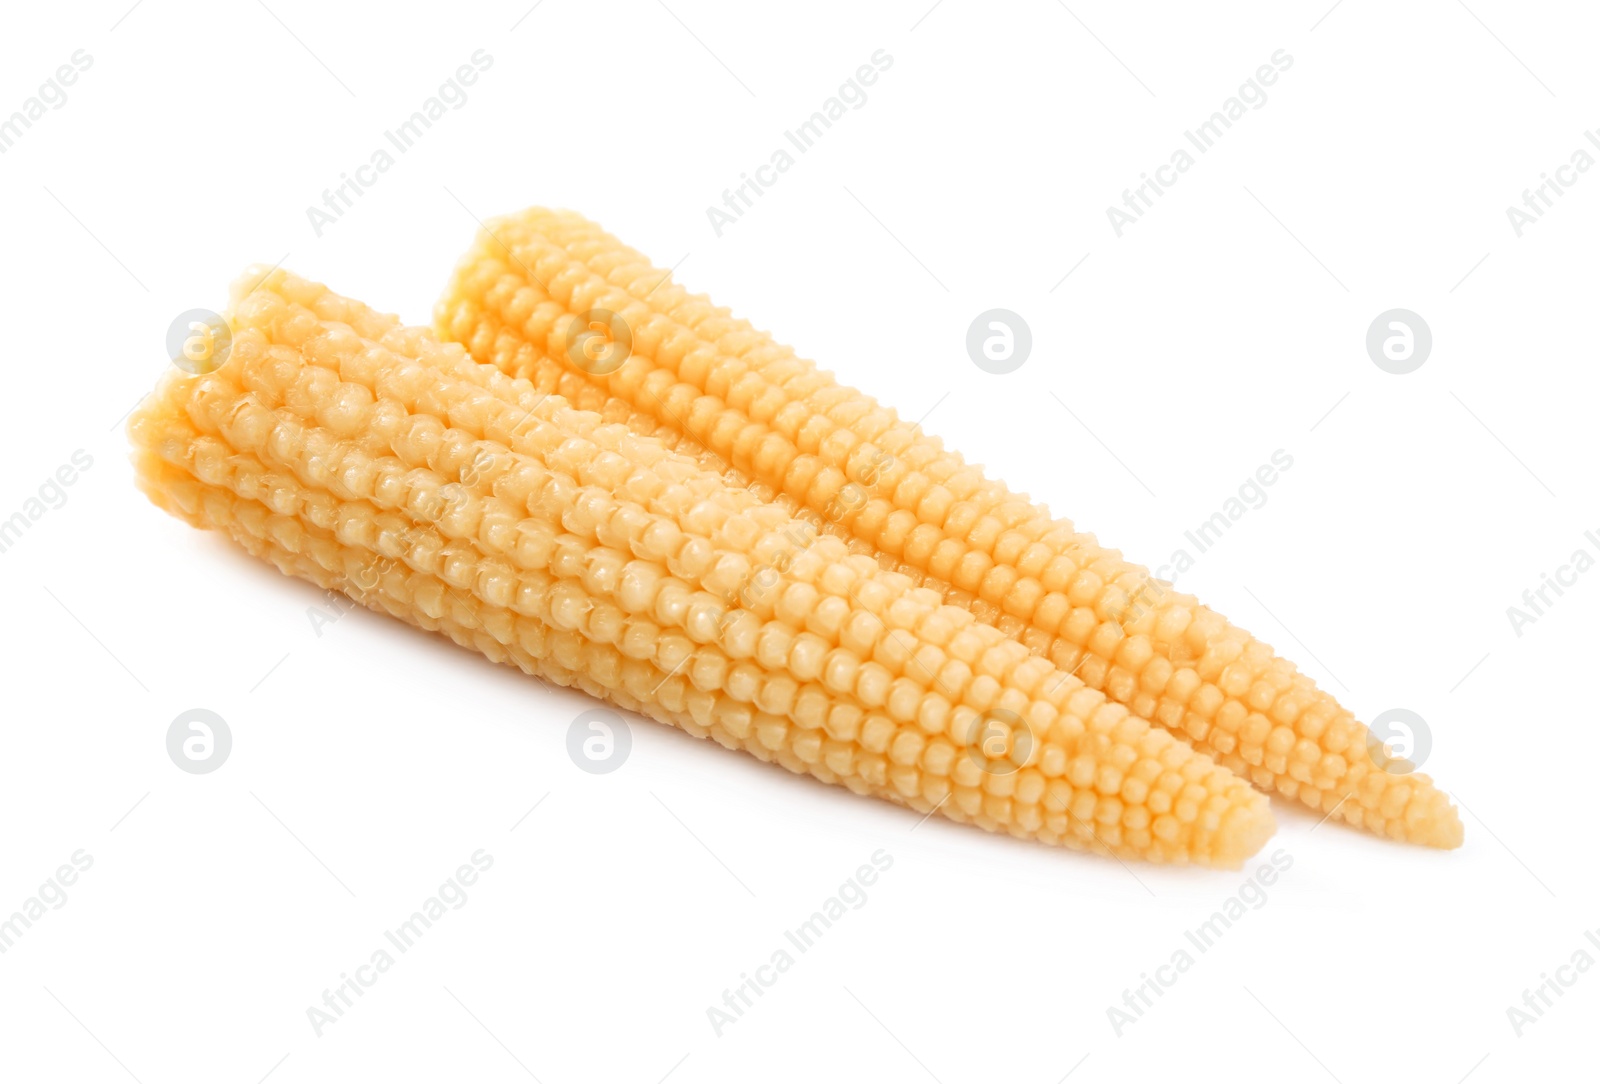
<box><xmin>435</xmin><ymin>208</ymin><xmax>1461</xmax><ymax>849</ymax></box>
<box><xmin>129</xmin><ymin>268</ymin><xmax>1276</xmax><ymax>867</ymax></box>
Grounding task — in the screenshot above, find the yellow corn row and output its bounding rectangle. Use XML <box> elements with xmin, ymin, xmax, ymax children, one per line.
<box><xmin>129</xmin><ymin>268</ymin><xmax>1276</xmax><ymax>868</ymax></box>
<box><xmin>435</xmin><ymin>207</ymin><xmax>1462</xmax><ymax>849</ymax></box>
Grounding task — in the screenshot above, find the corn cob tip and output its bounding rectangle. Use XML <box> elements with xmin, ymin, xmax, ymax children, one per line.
<box><xmin>1410</xmin><ymin>790</ymin><xmax>1464</xmax><ymax>850</ymax></box>
<box><xmin>1212</xmin><ymin>800</ymin><xmax>1278</xmax><ymax>870</ymax></box>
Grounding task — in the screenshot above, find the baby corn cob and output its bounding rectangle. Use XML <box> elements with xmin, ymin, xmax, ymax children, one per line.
<box><xmin>130</xmin><ymin>268</ymin><xmax>1276</xmax><ymax>868</ymax></box>
<box><xmin>435</xmin><ymin>207</ymin><xmax>1462</xmax><ymax>849</ymax></box>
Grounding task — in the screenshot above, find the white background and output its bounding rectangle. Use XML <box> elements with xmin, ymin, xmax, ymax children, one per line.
<box><xmin>1</xmin><ymin>1</ymin><xmax>1595</xmax><ymax>1081</ymax></box>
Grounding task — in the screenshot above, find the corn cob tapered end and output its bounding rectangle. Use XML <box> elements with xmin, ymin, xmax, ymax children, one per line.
<box><xmin>1390</xmin><ymin>776</ymin><xmax>1464</xmax><ymax>850</ymax></box>
<box><xmin>1214</xmin><ymin>801</ymin><xmax>1278</xmax><ymax>869</ymax></box>
<box><xmin>1423</xmin><ymin>805</ymin><xmax>1465</xmax><ymax>850</ymax></box>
